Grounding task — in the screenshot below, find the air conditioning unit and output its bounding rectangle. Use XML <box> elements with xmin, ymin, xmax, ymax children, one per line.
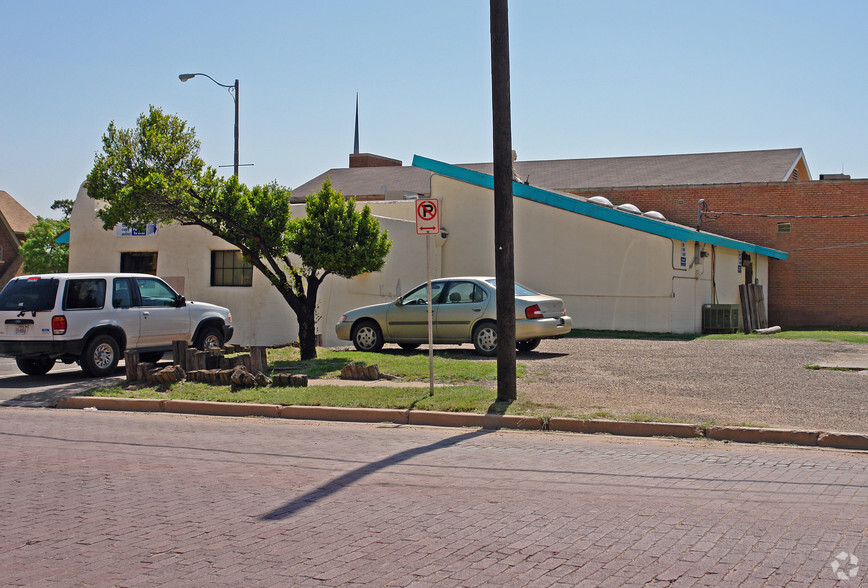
<box><xmin>702</xmin><ymin>304</ymin><xmax>741</xmax><ymax>334</ymax></box>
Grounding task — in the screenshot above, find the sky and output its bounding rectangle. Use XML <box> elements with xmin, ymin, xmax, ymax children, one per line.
<box><xmin>3</xmin><ymin>0</ymin><xmax>867</xmax><ymax>219</ymax></box>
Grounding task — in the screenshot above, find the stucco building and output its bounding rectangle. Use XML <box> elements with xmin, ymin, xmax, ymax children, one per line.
<box><xmin>68</xmin><ymin>153</ymin><xmax>784</xmax><ymax>346</ymax></box>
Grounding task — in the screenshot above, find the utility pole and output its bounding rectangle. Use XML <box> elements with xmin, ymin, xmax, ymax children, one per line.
<box><xmin>490</xmin><ymin>0</ymin><xmax>517</xmax><ymax>402</ymax></box>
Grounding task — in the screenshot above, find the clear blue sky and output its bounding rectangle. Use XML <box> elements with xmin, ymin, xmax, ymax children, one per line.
<box><xmin>3</xmin><ymin>0</ymin><xmax>866</xmax><ymax>218</ymax></box>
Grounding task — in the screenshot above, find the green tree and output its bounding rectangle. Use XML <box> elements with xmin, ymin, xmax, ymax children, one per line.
<box><xmin>86</xmin><ymin>106</ymin><xmax>391</xmax><ymax>360</ymax></box>
<box><xmin>51</xmin><ymin>199</ymin><xmax>74</xmax><ymax>219</ymax></box>
<box><xmin>19</xmin><ymin>216</ymin><xmax>70</xmax><ymax>274</ymax></box>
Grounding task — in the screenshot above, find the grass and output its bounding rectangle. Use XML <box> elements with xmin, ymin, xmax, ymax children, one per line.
<box><xmin>267</xmin><ymin>346</ymin><xmax>526</xmax><ymax>383</ymax></box>
<box><xmin>82</xmin><ymin>327</ymin><xmax>866</xmax><ymax>424</ymax></box>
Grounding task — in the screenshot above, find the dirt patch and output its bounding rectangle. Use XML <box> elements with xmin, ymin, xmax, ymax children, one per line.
<box><xmin>516</xmin><ymin>337</ymin><xmax>867</xmax><ymax>433</ymax></box>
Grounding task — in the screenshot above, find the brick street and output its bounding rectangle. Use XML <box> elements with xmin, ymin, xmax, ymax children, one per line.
<box><xmin>1</xmin><ymin>408</ymin><xmax>866</xmax><ymax>586</ymax></box>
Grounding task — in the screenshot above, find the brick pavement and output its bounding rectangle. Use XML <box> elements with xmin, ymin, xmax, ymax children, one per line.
<box><xmin>1</xmin><ymin>407</ymin><xmax>866</xmax><ymax>587</ymax></box>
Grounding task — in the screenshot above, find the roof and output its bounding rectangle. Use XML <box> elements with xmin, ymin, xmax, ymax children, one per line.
<box><xmin>291</xmin><ymin>167</ymin><xmax>433</xmax><ymax>202</ymax></box>
<box><xmin>461</xmin><ymin>148</ymin><xmax>809</xmax><ymax>190</ymax></box>
<box><xmin>291</xmin><ymin>148</ymin><xmax>809</xmax><ymax>202</ymax></box>
<box><xmin>412</xmin><ymin>155</ymin><xmax>788</xmax><ymax>261</ymax></box>
<box><xmin>0</xmin><ymin>190</ymin><xmax>37</xmax><ymax>235</ymax></box>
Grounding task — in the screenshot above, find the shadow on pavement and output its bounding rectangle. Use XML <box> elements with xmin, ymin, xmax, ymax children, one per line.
<box><xmin>260</xmin><ymin>429</ymin><xmax>492</xmax><ymax>521</ymax></box>
<box><xmin>1</xmin><ymin>367</ymin><xmax>125</xmax><ymax>407</ymax></box>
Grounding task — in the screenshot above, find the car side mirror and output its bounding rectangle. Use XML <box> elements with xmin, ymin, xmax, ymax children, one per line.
<box><xmin>395</xmin><ymin>298</ymin><xmax>404</xmax><ymax>307</ymax></box>
<box><xmin>175</xmin><ymin>295</ymin><xmax>186</xmax><ymax>307</ymax></box>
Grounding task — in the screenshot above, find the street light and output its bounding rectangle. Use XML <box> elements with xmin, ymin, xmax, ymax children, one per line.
<box><xmin>179</xmin><ymin>72</ymin><xmax>240</xmax><ymax>177</ymax></box>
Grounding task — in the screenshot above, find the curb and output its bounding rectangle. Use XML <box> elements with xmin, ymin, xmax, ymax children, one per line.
<box><xmin>54</xmin><ymin>396</ymin><xmax>867</xmax><ymax>450</ymax></box>
<box><xmin>549</xmin><ymin>418</ymin><xmax>703</xmax><ymax>438</ymax></box>
<box><xmin>705</xmin><ymin>426</ymin><xmax>819</xmax><ymax>446</ymax></box>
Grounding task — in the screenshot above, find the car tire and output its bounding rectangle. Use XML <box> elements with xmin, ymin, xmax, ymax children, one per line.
<box><xmin>472</xmin><ymin>321</ymin><xmax>498</xmax><ymax>357</ymax></box>
<box><xmin>352</xmin><ymin>320</ymin><xmax>384</xmax><ymax>353</ymax></box>
<box><xmin>398</xmin><ymin>343</ymin><xmax>421</xmax><ymax>351</ymax></box>
<box><xmin>81</xmin><ymin>334</ymin><xmax>120</xmax><ymax>377</ymax></box>
<box><xmin>15</xmin><ymin>356</ymin><xmax>55</xmax><ymax>376</ymax></box>
<box><xmin>194</xmin><ymin>326</ymin><xmax>224</xmax><ymax>351</ymax></box>
<box><xmin>516</xmin><ymin>338</ymin><xmax>541</xmax><ymax>352</ymax></box>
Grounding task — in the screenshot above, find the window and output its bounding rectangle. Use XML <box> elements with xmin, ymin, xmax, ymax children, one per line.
<box><xmin>134</xmin><ymin>277</ymin><xmax>178</xmax><ymax>307</ymax></box>
<box><xmin>64</xmin><ymin>279</ymin><xmax>106</xmax><ymax>310</ymax></box>
<box><xmin>211</xmin><ymin>250</ymin><xmax>253</xmax><ymax>287</ymax></box>
<box><xmin>112</xmin><ymin>278</ymin><xmax>134</xmax><ymax>308</ymax></box>
<box><xmin>120</xmin><ymin>252</ymin><xmax>158</xmax><ymax>275</ymax></box>
<box><xmin>444</xmin><ymin>281</ymin><xmax>487</xmax><ymax>304</ymax></box>
<box><xmin>777</xmin><ymin>223</ymin><xmax>792</xmax><ymax>234</ymax></box>
<box><xmin>401</xmin><ymin>282</ymin><xmax>445</xmax><ymax>305</ymax></box>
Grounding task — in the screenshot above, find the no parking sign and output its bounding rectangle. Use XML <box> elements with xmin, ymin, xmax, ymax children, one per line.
<box><xmin>415</xmin><ymin>198</ymin><xmax>440</xmax><ymax>235</ymax></box>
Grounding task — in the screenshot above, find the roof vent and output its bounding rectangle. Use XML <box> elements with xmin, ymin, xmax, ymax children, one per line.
<box><xmin>615</xmin><ymin>203</ymin><xmax>641</xmax><ymax>214</ymax></box>
<box><xmin>588</xmin><ymin>195</ymin><xmax>614</xmax><ymax>207</ymax></box>
<box><xmin>643</xmin><ymin>210</ymin><xmax>666</xmax><ymax>220</ymax></box>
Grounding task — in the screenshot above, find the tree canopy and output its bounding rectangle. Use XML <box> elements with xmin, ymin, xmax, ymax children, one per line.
<box><xmin>19</xmin><ymin>216</ymin><xmax>69</xmax><ymax>274</ymax></box>
<box><xmin>87</xmin><ymin>106</ymin><xmax>390</xmax><ymax>359</ymax></box>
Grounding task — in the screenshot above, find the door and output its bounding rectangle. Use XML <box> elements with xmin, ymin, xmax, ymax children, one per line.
<box><xmin>385</xmin><ymin>281</ymin><xmax>445</xmax><ymax>342</ymax></box>
<box><xmin>132</xmin><ymin>277</ymin><xmax>190</xmax><ymax>347</ymax></box>
<box><xmin>435</xmin><ymin>281</ymin><xmax>489</xmax><ymax>341</ymax></box>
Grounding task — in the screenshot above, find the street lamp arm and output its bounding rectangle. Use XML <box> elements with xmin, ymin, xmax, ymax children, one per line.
<box><xmin>178</xmin><ymin>72</ymin><xmax>240</xmax><ymax>177</ymax></box>
<box><xmin>178</xmin><ymin>72</ymin><xmax>234</xmax><ymax>90</ymax></box>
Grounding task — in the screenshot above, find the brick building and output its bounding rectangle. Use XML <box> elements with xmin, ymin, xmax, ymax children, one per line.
<box><xmin>565</xmin><ymin>179</ymin><xmax>868</xmax><ymax>329</ymax></box>
<box><xmin>0</xmin><ymin>190</ymin><xmax>37</xmax><ymax>289</ymax></box>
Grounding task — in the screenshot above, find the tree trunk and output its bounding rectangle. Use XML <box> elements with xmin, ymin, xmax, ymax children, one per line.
<box><xmin>297</xmin><ymin>308</ymin><xmax>318</xmax><ymax>361</ymax></box>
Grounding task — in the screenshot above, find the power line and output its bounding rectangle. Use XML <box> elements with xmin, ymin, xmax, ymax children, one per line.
<box><xmin>786</xmin><ymin>241</ymin><xmax>868</xmax><ymax>252</ymax></box>
<box><xmin>703</xmin><ymin>210</ymin><xmax>868</xmax><ymax>219</ymax></box>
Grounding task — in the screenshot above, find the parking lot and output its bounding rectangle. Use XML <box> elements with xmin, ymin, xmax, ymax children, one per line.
<box><xmin>515</xmin><ymin>336</ymin><xmax>868</xmax><ymax>433</ymax></box>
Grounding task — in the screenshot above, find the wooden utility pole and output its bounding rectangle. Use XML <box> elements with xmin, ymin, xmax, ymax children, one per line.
<box><xmin>490</xmin><ymin>0</ymin><xmax>517</xmax><ymax>402</ymax></box>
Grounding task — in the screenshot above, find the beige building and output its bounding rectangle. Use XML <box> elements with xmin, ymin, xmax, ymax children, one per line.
<box><xmin>68</xmin><ymin>156</ymin><xmax>785</xmax><ymax>346</ymax></box>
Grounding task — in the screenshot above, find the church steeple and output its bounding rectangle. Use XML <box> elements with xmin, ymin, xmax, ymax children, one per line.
<box><xmin>353</xmin><ymin>93</ymin><xmax>360</xmax><ymax>155</ymax></box>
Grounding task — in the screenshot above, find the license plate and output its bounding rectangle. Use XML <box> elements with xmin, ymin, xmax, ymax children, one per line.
<box><xmin>16</xmin><ymin>325</ymin><xmax>28</xmax><ymax>335</ymax></box>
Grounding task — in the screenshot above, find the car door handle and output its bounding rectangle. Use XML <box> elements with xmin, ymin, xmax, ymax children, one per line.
<box><xmin>143</xmin><ymin>311</ymin><xmax>150</xmax><ymax>319</ymax></box>
<box><xmin>472</xmin><ymin>308</ymin><xmax>482</xmax><ymax>312</ymax></box>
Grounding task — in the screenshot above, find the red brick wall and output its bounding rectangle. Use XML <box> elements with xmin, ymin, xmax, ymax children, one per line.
<box><xmin>566</xmin><ymin>180</ymin><xmax>868</xmax><ymax>329</ymax></box>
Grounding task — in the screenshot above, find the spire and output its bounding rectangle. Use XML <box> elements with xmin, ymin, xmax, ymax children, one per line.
<box><xmin>353</xmin><ymin>93</ymin><xmax>360</xmax><ymax>155</ymax></box>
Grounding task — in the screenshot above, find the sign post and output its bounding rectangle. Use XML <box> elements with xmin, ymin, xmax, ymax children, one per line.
<box><xmin>416</xmin><ymin>198</ymin><xmax>440</xmax><ymax>396</ymax></box>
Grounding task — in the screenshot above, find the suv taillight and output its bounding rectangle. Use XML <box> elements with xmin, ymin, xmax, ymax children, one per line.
<box><xmin>525</xmin><ymin>304</ymin><xmax>543</xmax><ymax>319</ymax></box>
<box><xmin>52</xmin><ymin>315</ymin><xmax>67</xmax><ymax>335</ymax></box>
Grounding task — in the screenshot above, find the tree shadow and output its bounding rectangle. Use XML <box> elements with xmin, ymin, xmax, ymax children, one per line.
<box><xmin>259</xmin><ymin>429</ymin><xmax>491</xmax><ymax>521</ymax></box>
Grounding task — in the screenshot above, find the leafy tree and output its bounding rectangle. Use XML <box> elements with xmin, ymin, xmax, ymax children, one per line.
<box><xmin>19</xmin><ymin>216</ymin><xmax>69</xmax><ymax>274</ymax></box>
<box><xmin>86</xmin><ymin>106</ymin><xmax>391</xmax><ymax>360</ymax></box>
<box><xmin>51</xmin><ymin>199</ymin><xmax>74</xmax><ymax>219</ymax></box>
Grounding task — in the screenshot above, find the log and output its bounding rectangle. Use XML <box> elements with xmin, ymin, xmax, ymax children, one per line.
<box><xmin>125</xmin><ymin>350</ymin><xmax>140</xmax><ymax>381</ymax></box>
<box><xmin>172</xmin><ymin>340</ymin><xmax>188</xmax><ymax>370</ymax></box>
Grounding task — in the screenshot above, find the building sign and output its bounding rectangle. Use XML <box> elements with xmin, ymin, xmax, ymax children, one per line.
<box><xmin>115</xmin><ymin>223</ymin><xmax>158</xmax><ymax>237</ymax></box>
<box><xmin>680</xmin><ymin>242</ymin><xmax>687</xmax><ymax>267</ymax></box>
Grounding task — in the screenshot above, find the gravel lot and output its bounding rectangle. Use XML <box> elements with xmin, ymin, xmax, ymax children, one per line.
<box><xmin>513</xmin><ymin>336</ymin><xmax>867</xmax><ymax>433</ymax></box>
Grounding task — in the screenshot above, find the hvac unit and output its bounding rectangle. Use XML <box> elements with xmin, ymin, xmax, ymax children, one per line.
<box><xmin>702</xmin><ymin>304</ymin><xmax>741</xmax><ymax>334</ymax></box>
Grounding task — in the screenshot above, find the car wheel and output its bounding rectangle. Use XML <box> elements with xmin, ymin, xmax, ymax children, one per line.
<box><xmin>398</xmin><ymin>343</ymin><xmax>421</xmax><ymax>351</ymax></box>
<box><xmin>472</xmin><ymin>321</ymin><xmax>498</xmax><ymax>357</ymax></box>
<box><xmin>139</xmin><ymin>352</ymin><xmax>164</xmax><ymax>364</ymax></box>
<box><xmin>516</xmin><ymin>338</ymin><xmax>541</xmax><ymax>352</ymax></box>
<box><xmin>352</xmin><ymin>320</ymin><xmax>384</xmax><ymax>352</ymax></box>
<box><xmin>15</xmin><ymin>356</ymin><xmax>55</xmax><ymax>376</ymax></box>
<box><xmin>195</xmin><ymin>327</ymin><xmax>224</xmax><ymax>351</ymax></box>
<box><xmin>81</xmin><ymin>334</ymin><xmax>120</xmax><ymax>377</ymax></box>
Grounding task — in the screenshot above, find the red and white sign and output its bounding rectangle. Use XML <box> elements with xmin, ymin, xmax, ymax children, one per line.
<box><xmin>415</xmin><ymin>198</ymin><xmax>440</xmax><ymax>235</ymax></box>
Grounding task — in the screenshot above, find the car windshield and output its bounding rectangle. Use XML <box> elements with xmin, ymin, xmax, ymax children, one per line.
<box><xmin>0</xmin><ymin>277</ymin><xmax>60</xmax><ymax>312</ymax></box>
<box><xmin>484</xmin><ymin>279</ymin><xmax>538</xmax><ymax>297</ymax></box>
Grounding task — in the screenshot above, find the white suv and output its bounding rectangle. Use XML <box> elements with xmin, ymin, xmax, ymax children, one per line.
<box><xmin>0</xmin><ymin>273</ymin><xmax>233</xmax><ymax>377</ymax></box>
